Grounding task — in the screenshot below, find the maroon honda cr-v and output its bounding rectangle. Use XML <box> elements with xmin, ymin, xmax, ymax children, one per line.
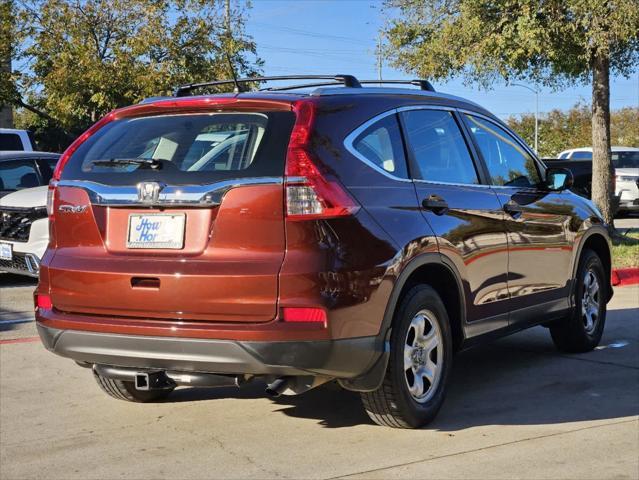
<box><xmin>35</xmin><ymin>75</ymin><xmax>612</xmax><ymax>428</ymax></box>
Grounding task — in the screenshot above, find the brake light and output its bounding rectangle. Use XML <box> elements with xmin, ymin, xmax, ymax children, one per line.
<box><xmin>281</xmin><ymin>307</ymin><xmax>327</xmax><ymax>324</ymax></box>
<box><xmin>285</xmin><ymin>101</ymin><xmax>358</xmax><ymax>219</ymax></box>
<box><xmin>35</xmin><ymin>294</ymin><xmax>53</xmax><ymax>310</ymax></box>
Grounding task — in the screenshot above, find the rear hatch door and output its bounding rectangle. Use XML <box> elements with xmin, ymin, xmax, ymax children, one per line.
<box><xmin>49</xmin><ymin>101</ymin><xmax>294</xmax><ymax>322</ymax></box>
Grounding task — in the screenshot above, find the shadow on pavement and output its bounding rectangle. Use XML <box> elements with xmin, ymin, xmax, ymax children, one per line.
<box><xmin>162</xmin><ymin>305</ymin><xmax>638</xmax><ymax>429</ymax></box>
<box><xmin>0</xmin><ymin>273</ymin><xmax>38</xmax><ymax>288</ymax></box>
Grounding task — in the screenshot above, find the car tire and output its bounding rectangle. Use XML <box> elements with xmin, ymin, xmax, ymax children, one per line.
<box><xmin>549</xmin><ymin>249</ymin><xmax>607</xmax><ymax>353</ymax></box>
<box><xmin>361</xmin><ymin>285</ymin><xmax>453</xmax><ymax>428</ymax></box>
<box><xmin>93</xmin><ymin>372</ymin><xmax>174</xmax><ymax>402</ymax></box>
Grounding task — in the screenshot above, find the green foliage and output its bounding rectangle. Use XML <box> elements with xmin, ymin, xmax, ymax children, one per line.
<box><xmin>507</xmin><ymin>104</ymin><xmax>639</xmax><ymax>158</ymax></box>
<box><xmin>384</xmin><ymin>0</ymin><xmax>639</xmax><ymax>88</ymax></box>
<box><xmin>0</xmin><ymin>0</ymin><xmax>17</xmax><ymax>106</ymax></box>
<box><xmin>5</xmin><ymin>0</ymin><xmax>261</xmax><ymax>150</ymax></box>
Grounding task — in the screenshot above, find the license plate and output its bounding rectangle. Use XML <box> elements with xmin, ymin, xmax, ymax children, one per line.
<box><xmin>0</xmin><ymin>242</ymin><xmax>12</xmax><ymax>261</ymax></box>
<box><xmin>127</xmin><ymin>214</ymin><xmax>186</xmax><ymax>249</ymax></box>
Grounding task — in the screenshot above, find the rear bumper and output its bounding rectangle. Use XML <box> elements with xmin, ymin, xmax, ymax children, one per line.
<box><xmin>36</xmin><ymin>323</ymin><xmax>380</xmax><ymax>379</ymax></box>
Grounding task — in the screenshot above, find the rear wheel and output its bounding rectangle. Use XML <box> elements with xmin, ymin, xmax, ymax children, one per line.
<box><xmin>361</xmin><ymin>285</ymin><xmax>452</xmax><ymax>428</ymax></box>
<box><xmin>93</xmin><ymin>372</ymin><xmax>174</xmax><ymax>402</ymax></box>
<box><xmin>549</xmin><ymin>249</ymin><xmax>607</xmax><ymax>353</ymax></box>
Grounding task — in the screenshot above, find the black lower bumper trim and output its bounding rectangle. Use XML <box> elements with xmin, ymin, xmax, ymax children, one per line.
<box><xmin>36</xmin><ymin>323</ymin><xmax>381</xmax><ymax>379</ymax></box>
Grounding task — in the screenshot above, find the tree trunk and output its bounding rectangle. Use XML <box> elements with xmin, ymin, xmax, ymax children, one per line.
<box><xmin>590</xmin><ymin>51</ymin><xmax>614</xmax><ymax>228</ymax></box>
<box><xmin>0</xmin><ymin>0</ymin><xmax>14</xmax><ymax>128</ymax></box>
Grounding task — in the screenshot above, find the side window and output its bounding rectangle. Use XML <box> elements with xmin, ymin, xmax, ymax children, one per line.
<box><xmin>464</xmin><ymin>115</ymin><xmax>541</xmax><ymax>187</ymax></box>
<box><xmin>0</xmin><ymin>133</ymin><xmax>24</xmax><ymax>151</ymax></box>
<box><xmin>352</xmin><ymin>114</ymin><xmax>408</xmax><ymax>179</ymax></box>
<box><xmin>571</xmin><ymin>151</ymin><xmax>592</xmax><ymax>160</ymax></box>
<box><xmin>400</xmin><ymin>109</ymin><xmax>478</xmax><ymax>184</ymax></box>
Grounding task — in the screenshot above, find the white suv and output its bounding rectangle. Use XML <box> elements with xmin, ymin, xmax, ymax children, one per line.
<box><xmin>0</xmin><ymin>152</ymin><xmax>60</xmax><ymax>277</ymax></box>
<box><xmin>557</xmin><ymin>146</ymin><xmax>639</xmax><ymax>215</ymax></box>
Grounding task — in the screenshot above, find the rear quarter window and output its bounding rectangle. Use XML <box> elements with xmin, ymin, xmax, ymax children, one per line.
<box><xmin>61</xmin><ymin>112</ymin><xmax>295</xmax><ymax>185</ymax></box>
<box><xmin>351</xmin><ymin>114</ymin><xmax>408</xmax><ymax>179</ymax></box>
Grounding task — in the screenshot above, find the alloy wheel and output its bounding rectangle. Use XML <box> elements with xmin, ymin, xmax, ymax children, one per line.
<box><xmin>403</xmin><ymin>310</ymin><xmax>443</xmax><ymax>403</ymax></box>
<box><xmin>581</xmin><ymin>269</ymin><xmax>600</xmax><ymax>334</ymax></box>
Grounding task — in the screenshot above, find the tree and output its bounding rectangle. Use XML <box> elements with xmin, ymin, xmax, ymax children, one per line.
<box><xmin>0</xmin><ymin>0</ymin><xmax>15</xmax><ymax>127</ymax></box>
<box><xmin>385</xmin><ymin>0</ymin><xmax>639</xmax><ymax>227</ymax></box>
<box><xmin>507</xmin><ymin>104</ymin><xmax>639</xmax><ymax>158</ymax></box>
<box><xmin>3</xmin><ymin>0</ymin><xmax>261</xmax><ymax>150</ymax></box>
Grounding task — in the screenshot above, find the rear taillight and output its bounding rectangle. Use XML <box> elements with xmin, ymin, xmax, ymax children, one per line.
<box><xmin>285</xmin><ymin>101</ymin><xmax>358</xmax><ymax>220</ymax></box>
<box><xmin>46</xmin><ymin>181</ymin><xmax>57</xmax><ymax>220</ymax></box>
<box><xmin>35</xmin><ymin>293</ymin><xmax>53</xmax><ymax>310</ymax></box>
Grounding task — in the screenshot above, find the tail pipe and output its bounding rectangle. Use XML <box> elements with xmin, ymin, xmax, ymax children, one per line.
<box><xmin>265</xmin><ymin>377</ymin><xmax>292</xmax><ymax>397</ymax></box>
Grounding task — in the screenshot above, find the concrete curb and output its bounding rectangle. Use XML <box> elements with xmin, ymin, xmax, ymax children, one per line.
<box><xmin>611</xmin><ymin>267</ymin><xmax>639</xmax><ymax>286</ymax></box>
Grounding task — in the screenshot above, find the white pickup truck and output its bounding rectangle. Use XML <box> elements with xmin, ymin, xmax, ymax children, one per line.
<box><xmin>0</xmin><ymin>129</ymin><xmax>34</xmax><ymax>151</ymax></box>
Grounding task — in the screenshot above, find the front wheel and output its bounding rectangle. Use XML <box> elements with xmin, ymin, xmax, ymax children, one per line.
<box><xmin>361</xmin><ymin>285</ymin><xmax>453</xmax><ymax>428</ymax></box>
<box><xmin>549</xmin><ymin>249</ymin><xmax>607</xmax><ymax>353</ymax></box>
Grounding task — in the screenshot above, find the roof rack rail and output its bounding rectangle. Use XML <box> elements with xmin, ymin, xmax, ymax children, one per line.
<box><xmin>357</xmin><ymin>80</ymin><xmax>436</xmax><ymax>92</ymax></box>
<box><xmin>174</xmin><ymin>74</ymin><xmax>362</xmax><ymax>97</ymax></box>
<box><xmin>261</xmin><ymin>79</ymin><xmax>436</xmax><ymax>93</ymax></box>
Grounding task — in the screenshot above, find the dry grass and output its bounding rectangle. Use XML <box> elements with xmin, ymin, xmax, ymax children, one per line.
<box><xmin>612</xmin><ymin>231</ymin><xmax>639</xmax><ymax>269</ymax></box>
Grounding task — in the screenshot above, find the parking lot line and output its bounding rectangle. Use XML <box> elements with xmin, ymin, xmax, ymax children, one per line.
<box><xmin>0</xmin><ymin>336</ymin><xmax>40</xmax><ymax>345</ymax></box>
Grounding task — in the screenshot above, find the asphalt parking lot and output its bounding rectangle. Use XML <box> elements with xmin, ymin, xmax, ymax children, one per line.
<box><xmin>0</xmin><ymin>275</ymin><xmax>637</xmax><ymax>480</ymax></box>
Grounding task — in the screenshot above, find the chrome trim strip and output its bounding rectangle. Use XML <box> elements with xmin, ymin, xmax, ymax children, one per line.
<box><xmin>56</xmin><ymin>177</ymin><xmax>284</xmax><ymax>207</ymax></box>
<box><xmin>396</xmin><ymin>105</ymin><xmax>456</xmax><ymax>113</ymax></box>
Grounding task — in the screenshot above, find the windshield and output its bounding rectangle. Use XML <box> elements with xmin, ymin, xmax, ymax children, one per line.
<box><xmin>0</xmin><ymin>160</ymin><xmax>40</xmax><ymax>192</ymax></box>
<box><xmin>61</xmin><ymin>112</ymin><xmax>294</xmax><ymax>185</ymax></box>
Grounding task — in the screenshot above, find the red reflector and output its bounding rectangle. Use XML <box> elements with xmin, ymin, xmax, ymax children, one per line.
<box><xmin>282</xmin><ymin>307</ymin><xmax>327</xmax><ymax>323</ymax></box>
<box><xmin>36</xmin><ymin>294</ymin><xmax>53</xmax><ymax>310</ymax></box>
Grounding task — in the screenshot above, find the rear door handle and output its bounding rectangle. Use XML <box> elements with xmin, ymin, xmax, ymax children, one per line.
<box><xmin>422</xmin><ymin>195</ymin><xmax>449</xmax><ymax>215</ymax></box>
<box><xmin>503</xmin><ymin>201</ymin><xmax>523</xmax><ymax>217</ymax></box>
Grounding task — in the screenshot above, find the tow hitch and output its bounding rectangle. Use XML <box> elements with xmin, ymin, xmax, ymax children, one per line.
<box><xmin>93</xmin><ymin>364</ymin><xmax>242</xmax><ymax>391</ymax></box>
<box><xmin>134</xmin><ymin>371</ymin><xmax>175</xmax><ymax>391</ymax></box>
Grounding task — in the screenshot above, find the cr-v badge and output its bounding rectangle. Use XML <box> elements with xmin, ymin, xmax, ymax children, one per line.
<box><xmin>58</xmin><ymin>205</ymin><xmax>88</xmax><ymax>213</ymax></box>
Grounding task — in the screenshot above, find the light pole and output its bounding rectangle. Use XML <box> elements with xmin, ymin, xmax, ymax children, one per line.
<box><xmin>510</xmin><ymin>83</ymin><xmax>539</xmax><ymax>154</ymax></box>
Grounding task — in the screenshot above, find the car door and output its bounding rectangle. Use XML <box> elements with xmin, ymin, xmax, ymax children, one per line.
<box><xmin>461</xmin><ymin>113</ymin><xmax>573</xmax><ymax>325</ymax></box>
<box><xmin>399</xmin><ymin>107</ymin><xmax>510</xmax><ymax>334</ymax></box>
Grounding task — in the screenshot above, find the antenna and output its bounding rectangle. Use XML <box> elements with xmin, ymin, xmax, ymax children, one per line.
<box><xmin>225</xmin><ymin>53</ymin><xmax>242</xmax><ymax>94</ymax></box>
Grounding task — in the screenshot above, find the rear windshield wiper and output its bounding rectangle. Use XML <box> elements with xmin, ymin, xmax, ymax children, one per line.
<box><xmin>88</xmin><ymin>158</ymin><xmax>170</xmax><ymax>170</ymax></box>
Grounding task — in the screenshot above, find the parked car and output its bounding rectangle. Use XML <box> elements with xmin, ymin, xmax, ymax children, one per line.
<box><xmin>549</xmin><ymin>147</ymin><xmax>639</xmax><ymax>215</ymax></box>
<box><xmin>0</xmin><ymin>128</ymin><xmax>35</xmax><ymax>151</ymax></box>
<box><xmin>0</xmin><ymin>152</ymin><xmax>60</xmax><ymax>276</ymax></box>
<box><xmin>35</xmin><ymin>75</ymin><xmax>612</xmax><ymax>428</ymax></box>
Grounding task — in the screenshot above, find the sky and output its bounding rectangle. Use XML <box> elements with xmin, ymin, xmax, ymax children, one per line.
<box><xmin>245</xmin><ymin>0</ymin><xmax>639</xmax><ymax>120</ymax></box>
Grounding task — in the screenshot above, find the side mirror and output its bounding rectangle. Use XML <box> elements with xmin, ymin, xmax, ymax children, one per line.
<box><xmin>545</xmin><ymin>167</ymin><xmax>574</xmax><ymax>191</ymax></box>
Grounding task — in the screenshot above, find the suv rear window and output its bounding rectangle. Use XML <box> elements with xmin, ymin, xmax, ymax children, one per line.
<box><xmin>61</xmin><ymin>112</ymin><xmax>295</xmax><ymax>185</ymax></box>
